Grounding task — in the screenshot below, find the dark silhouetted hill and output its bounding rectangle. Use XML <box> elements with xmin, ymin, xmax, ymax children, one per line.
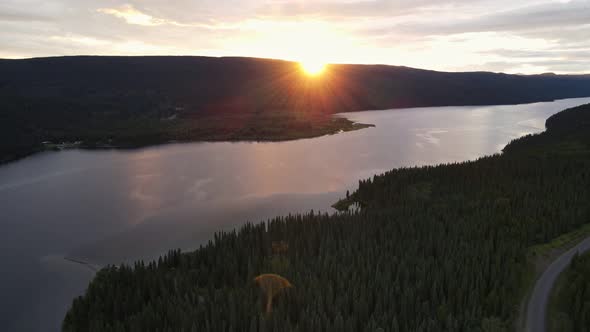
<box><xmin>2</xmin><ymin>56</ymin><xmax>590</xmax><ymax>112</ymax></box>
<box><xmin>1</xmin><ymin>56</ymin><xmax>590</xmax><ymax>162</ymax></box>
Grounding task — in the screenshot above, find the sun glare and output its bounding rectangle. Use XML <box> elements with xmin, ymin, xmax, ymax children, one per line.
<box><xmin>300</xmin><ymin>61</ymin><xmax>326</xmax><ymax>76</ymax></box>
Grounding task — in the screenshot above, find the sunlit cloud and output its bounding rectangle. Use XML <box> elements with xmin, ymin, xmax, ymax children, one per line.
<box><xmin>1</xmin><ymin>0</ymin><xmax>589</xmax><ymax>74</ymax></box>
<box><xmin>50</xmin><ymin>35</ymin><xmax>108</xmax><ymax>47</ymax></box>
<box><xmin>219</xmin><ymin>19</ymin><xmax>359</xmax><ymax>64</ymax></box>
<box><xmin>98</xmin><ymin>5</ymin><xmax>168</xmax><ymax>26</ymax></box>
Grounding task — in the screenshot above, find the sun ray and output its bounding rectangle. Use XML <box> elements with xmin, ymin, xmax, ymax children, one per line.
<box><xmin>300</xmin><ymin>61</ymin><xmax>326</xmax><ymax>76</ymax></box>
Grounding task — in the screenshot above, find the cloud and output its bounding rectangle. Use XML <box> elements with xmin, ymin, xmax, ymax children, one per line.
<box><xmin>0</xmin><ymin>11</ymin><xmax>52</xmax><ymax>22</ymax></box>
<box><xmin>256</xmin><ymin>0</ymin><xmax>506</xmax><ymax>19</ymax></box>
<box><xmin>0</xmin><ymin>0</ymin><xmax>64</xmax><ymax>22</ymax></box>
<box><xmin>98</xmin><ymin>5</ymin><xmax>170</xmax><ymax>26</ymax></box>
<box><xmin>388</xmin><ymin>0</ymin><xmax>590</xmax><ymax>36</ymax></box>
<box><xmin>258</xmin><ymin>0</ymin><xmax>415</xmax><ymax>18</ymax></box>
<box><xmin>0</xmin><ymin>0</ymin><xmax>588</xmax><ymax>74</ymax></box>
<box><xmin>96</xmin><ymin>4</ymin><xmax>258</xmax><ymax>31</ymax></box>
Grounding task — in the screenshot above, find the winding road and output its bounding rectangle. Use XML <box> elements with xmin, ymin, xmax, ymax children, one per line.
<box><xmin>525</xmin><ymin>236</ymin><xmax>590</xmax><ymax>332</ymax></box>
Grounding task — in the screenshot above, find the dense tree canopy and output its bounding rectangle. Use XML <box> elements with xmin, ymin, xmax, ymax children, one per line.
<box><xmin>63</xmin><ymin>104</ymin><xmax>590</xmax><ymax>331</ymax></box>
<box><xmin>550</xmin><ymin>252</ymin><xmax>590</xmax><ymax>332</ymax></box>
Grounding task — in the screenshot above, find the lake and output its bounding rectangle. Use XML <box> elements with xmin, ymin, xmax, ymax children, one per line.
<box><xmin>2</xmin><ymin>97</ymin><xmax>590</xmax><ymax>331</ymax></box>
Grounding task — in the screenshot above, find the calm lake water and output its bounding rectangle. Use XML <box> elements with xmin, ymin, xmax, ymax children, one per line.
<box><xmin>2</xmin><ymin>97</ymin><xmax>590</xmax><ymax>331</ymax></box>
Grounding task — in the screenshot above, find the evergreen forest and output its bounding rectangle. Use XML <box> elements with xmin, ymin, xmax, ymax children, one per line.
<box><xmin>550</xmin><ymin>251</ymin><xmax>590</xmax><ymax>332</ymax></box>
<box><xmin>63</xmin><ymin>103</ymin><xmax>590</xmax><ymax>332</ymax></box>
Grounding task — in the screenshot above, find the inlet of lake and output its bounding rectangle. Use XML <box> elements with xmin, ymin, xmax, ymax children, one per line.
<box><xmin>1</xmin><ymin>97</ymin><xmax>590</xmax><ymax>331</ymax></box>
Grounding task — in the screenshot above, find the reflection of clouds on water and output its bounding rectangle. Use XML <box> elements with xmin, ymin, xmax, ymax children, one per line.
<box><xmin>130</xmin><ymin>187</ymin><xmax>160</xmax><ymax>204</ymax></box>
<box><xmin>469</xmin><ymin>106</ymin><xmax>494</xmax><ymax>116</ymax></box>
<box><xmin>415</xmin><ymin>129</ymin><xmax>448</xmax><ymax>146</ymax></box>
<box><xmin>128</xmin><ymin>148</ymin><xmax>174</xmax><ymax>162</ymax></box>
<box><xmin>129</xmin><ymin>173</ymin><xmax>162</xmax><ymax>204</ymax></box>
<box><xmin>134</xmin><ymin>173</ymin><xmax>159</xmax><ymax>179</ymax></box>
<box><xmin>357</xmin><ymin>151</ymin><xmax>371</xmax><ymax>158</ymax></box>
<box><xmin>0</xmin><ymin>168</ymin><xmax>85</xmax><ymax>192</ymax></box>
<box><xmin>187</xmin><ymin>178</ymin><xmax>213</xmax><ymax>201</ymax></box>
<box><xmin>263</xmin><ymin>160</ymin><xmax>286</xmax><ymax>169</ymax></box>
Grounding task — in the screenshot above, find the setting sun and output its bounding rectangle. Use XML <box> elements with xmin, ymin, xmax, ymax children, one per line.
<box><xmin>300</xmin><ymin>61</ymin><xmax>326</xmax><ymax>76</ymax></box>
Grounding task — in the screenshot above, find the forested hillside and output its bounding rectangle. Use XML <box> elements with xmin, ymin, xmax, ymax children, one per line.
<box><xmin>2</xmin><ymin>56</ymin><xmax>590</xmax><ymax>163</ymax></box>
<box><xmin>63</xmin><ymin>104</ymin><xmax>590</xmax><ymax>332</ymax></box>
<box><xmin>550</xmin><ymin>252</ymin><xmax>590</xmax><ymax>332</ymax></box>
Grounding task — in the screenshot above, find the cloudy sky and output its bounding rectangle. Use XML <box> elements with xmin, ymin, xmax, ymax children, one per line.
<box><xmin>1</xmin><ymin>0</ymin><xmax>589</xmax><ymax>73</ymax></box>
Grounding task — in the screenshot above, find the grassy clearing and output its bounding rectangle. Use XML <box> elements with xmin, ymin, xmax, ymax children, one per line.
<box><xmin>527</xmin><ymin>223</ymin><xmax>590</xmax><ymax>260</ymax></box>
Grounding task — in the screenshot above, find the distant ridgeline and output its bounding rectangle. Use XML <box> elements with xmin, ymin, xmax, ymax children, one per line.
<box><xmin>63</xmin><ymin>104</ymin><xmax>590</xmax><ymax>331</ymax></box>
<box><xmin>2</xmin><ymin>56</ymin><xmax>590</xmax><ymax>163</ymax></box>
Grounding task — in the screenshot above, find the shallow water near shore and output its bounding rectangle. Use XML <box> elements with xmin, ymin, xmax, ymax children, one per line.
<box><xmin>1</xmin><ymin>97</ymin><xmax>590</xmax><ymax>331</ymax></box>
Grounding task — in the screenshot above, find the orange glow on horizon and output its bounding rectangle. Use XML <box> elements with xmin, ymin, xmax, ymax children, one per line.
<box><xmin>300</xmin><ymin>61</ymin><xmax>326</xmax><ymax>76</ymax></box>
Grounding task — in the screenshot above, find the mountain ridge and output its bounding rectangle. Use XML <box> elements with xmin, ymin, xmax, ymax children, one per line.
<box><xmin>2</xmin><ymin>55</ymin><xmax>590</xmax><ymax>163</ymax></box>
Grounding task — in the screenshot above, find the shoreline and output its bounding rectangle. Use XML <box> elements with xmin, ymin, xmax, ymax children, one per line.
<box><xmin>8</xmin><ymin>97</ymin><xmax>588</xmax><ymax>330</ymax></box>
<box><xmin>0</xmin><ymin>119</ymin><xmax>374</xmax><ymax>166</ymax></box>
<box><xmin>5</xmin><ymin>95</ymin><xmax>590</xmax><ymax>167</ymax></box>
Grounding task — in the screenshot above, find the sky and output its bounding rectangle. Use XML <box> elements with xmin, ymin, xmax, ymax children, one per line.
<box><xmin>1</xmin><ymin>0</ymin><xmax>589</xmax><ymax>74</ymax></box>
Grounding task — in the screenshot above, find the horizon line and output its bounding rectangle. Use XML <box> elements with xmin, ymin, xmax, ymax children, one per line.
<box><xmin>2</xmin><ymin>54</ymin><xmax>588</xmax><ymax>77</ymax></box>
